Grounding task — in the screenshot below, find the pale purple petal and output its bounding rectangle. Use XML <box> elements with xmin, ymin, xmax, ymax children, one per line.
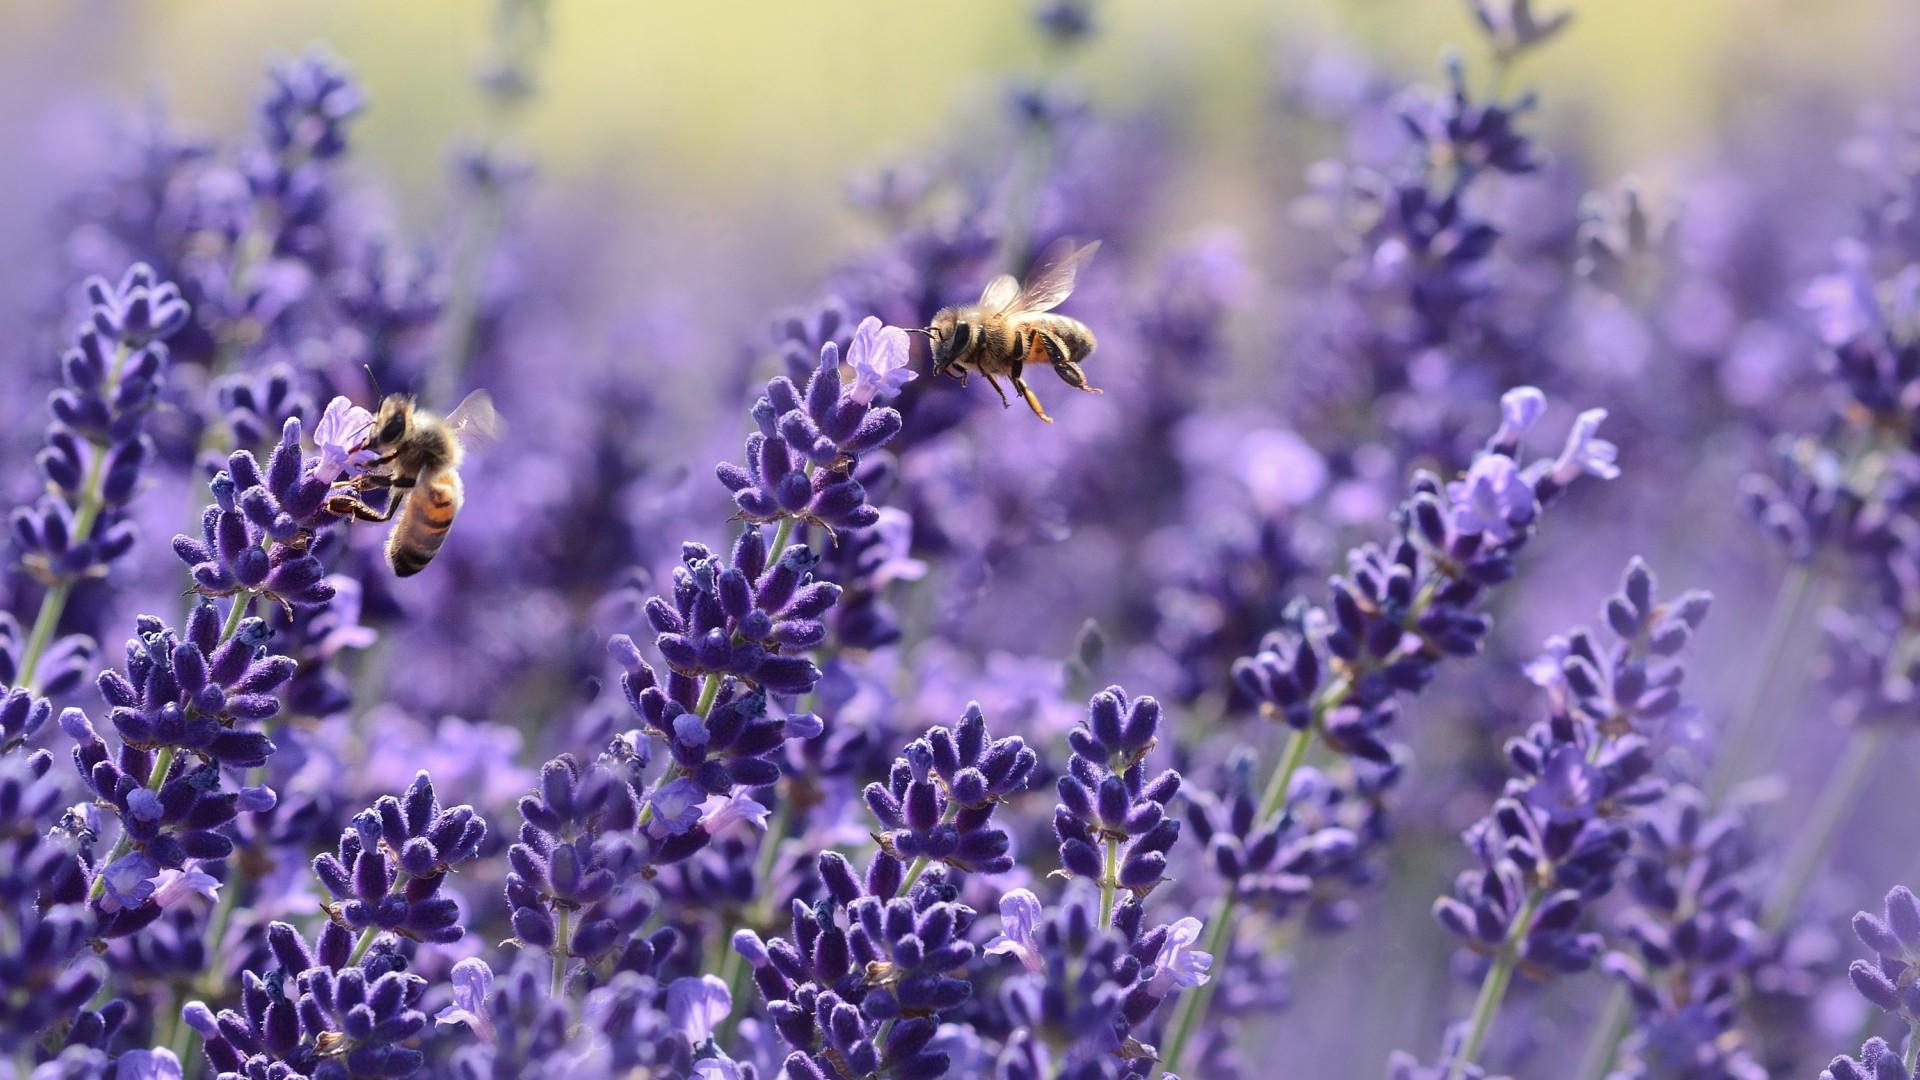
<box><xmin>667</xmin><ymin>974</ymin><xmax>732</xmax><ymax>1045</ymax></box>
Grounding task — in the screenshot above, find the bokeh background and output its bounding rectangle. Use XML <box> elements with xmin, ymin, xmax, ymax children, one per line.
<box><xmin>5</xmin><ymin>1</ymin><xmax>1920</xmax><ymax>1075</ymax></box>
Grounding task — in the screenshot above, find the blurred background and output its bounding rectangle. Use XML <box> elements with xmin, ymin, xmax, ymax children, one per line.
<box><xmin>5</xmin><ymin>0</ymin><xmax>1919</xmax><ymax>1075</ymax></box>
<box><xmin>6</xmin><ymin>0</ymin><xmax>1914</xmax><ymax>277</ymax></box>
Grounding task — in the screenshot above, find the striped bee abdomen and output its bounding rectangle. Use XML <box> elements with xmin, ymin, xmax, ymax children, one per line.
<box><xmin>387</xmin><ymin>468</ymin><xmax>464</xmax><ymax>578</ymax></box>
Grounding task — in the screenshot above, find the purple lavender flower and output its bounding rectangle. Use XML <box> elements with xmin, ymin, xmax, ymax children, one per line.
<box><xmin>309</xmin><ymin>394</ymin><xmax>379</xmax><ymax>482</ymax></box>
<box><xmin>94</xmin><ymin>603</ymin><xmax>292</xmax><ymax>768</ymax></box>
<box><xmin>214</xmin><ymin>360</ymin><xmax>311</xmax><ymax>451</ymax></box>
<box><xmin>1053</xmin><ymin>687</ymin><xmax>1181</xmax><ymax>901</ymax></box>
<box><xmin>717</xmin><ymin>331</ymin><xmax>907</xmax><ymax>535</ymax></box>
<box><xmin>171</xmin><ymin>417</ymin><xmax>347</xmax><ymax>610</ymax></box>
<box><xmin>732</xmin><ymin>851</ymin><xmax>962</xmax><ymax>1080</ymax></box>
<box><xmin>1601</xmin><ymin>789</ymin><xmax>1766</xmax><ymax>1079</ymax></box>
<box><xmin>1848</xmin><ymin>886</ymin><xmax>1920</xmax><ymax>1023</ymax></box>
<box><xmin>985</xmin><ymin>888</ymin><xmax>1047</xmax><ymax>973</ymax></box>
<box><xmin>505</xmin><ymin>752</ymin><xmax>673</xmax><ymax>978</ymax></box>
<box><xmin>259</xmin><ymin>50</ymin><xmax>365</xmax><ymax>161</ymax></box>
<box><xmin>436</xmin><ymin>957</ymin><xmax>498</xmax><ymax>1044</ymax></box>
<box><xmin>189</xmin><ymin>918</ymin><xmax>426</xmax><ymax>1079</ymax></box>
<box><xmin>640</xmin><ymin>532</ymin><xmax>840</xmax><ymax>697</ymax></box>
<box><xmin>311</xmin><ymin>771</ymin><xmax>487</xmax><ymax>945</ymax></box>
<box><xmin>865</xmin><ymin>702</ymin><xmax>1037</xmax><ymax>877</ymax></box>
<box><xmin>1823</xmin><ymin>1039</ymin><xmax>1912</xmax><ymax>1080</ymax></box>
<box><xmin>12</xmin><ymin>265</ymin><xmax>188</xmax><ymax>604</ymax></box>
<box><xmin>1415</xmin><ymin>558</ymin><xmax>1710</xmax><ymax>1076</ymax></box>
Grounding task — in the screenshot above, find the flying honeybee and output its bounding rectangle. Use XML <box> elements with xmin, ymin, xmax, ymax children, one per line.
<box><xmin>329</xmin><ymin>390</ymin><xmax>502</xmax><ymax>577</ymax></box>
<box><xmin>918</xmin><ymin>237</ymin><xmax>1102</xmax><ymax>423</ymax></box>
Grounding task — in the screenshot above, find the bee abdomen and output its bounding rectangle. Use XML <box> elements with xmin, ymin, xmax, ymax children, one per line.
<box><xmin>387</xmin><ymin>470</ymin><xmax>463</xmax><ymax>578</ymax></box>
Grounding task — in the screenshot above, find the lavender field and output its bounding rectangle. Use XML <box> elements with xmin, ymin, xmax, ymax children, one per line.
<box><xmin>5</xmin><ymin>1</ymin><xmax>1920</xmax><ymax>1077</ymax></box>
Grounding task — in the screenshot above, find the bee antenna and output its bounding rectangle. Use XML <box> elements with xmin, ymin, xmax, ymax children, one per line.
<box><xmin>902</xmin><ymin>327</ymin><xmax>934</xmax><ymax>338</ymax></box>
<box><xmin>363</xmin><ymin>364</ymin><xmax>383</xmax><ymax>403</ymax></box>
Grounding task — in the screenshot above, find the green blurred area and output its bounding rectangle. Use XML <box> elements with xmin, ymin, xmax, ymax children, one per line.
<box><xmin>14</xmin><ymin>0</ymin><xmax>1909</xmax><ymax>227</ymax></box>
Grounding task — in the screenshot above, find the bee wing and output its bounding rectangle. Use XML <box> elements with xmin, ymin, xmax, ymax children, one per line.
<box><xmin>977</xmin><ymin>273</ymin><xmax>1022</xmax><ymax>313</ymax></box>
<box><xmin>444</xmin><ymin>389</ymin><xmax>504</xmax><ymax>450</ymax></box>
<box><xmin>1010</xmin><ymin>238</ymin><xmax>1101</xmax><ymax>314</ymax></box>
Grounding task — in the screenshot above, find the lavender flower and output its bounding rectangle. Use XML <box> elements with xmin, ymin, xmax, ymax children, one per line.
<box><xmin>865</xmin><ymin>702</ymin><xmax>1037</xmax><ymax>877</ymax></box>
<box><xmin>94</xmin><ymin>603</ymin><xmax>292</xmax><ymax>769</ymax></box>
<box><xmin>1823</xmin><ymin>1039</ymin><xmax>1912</xmax><ymax>1080</ymax></box>
<box><xmin>505</xmin><ymin>752</ymin><xmax>674</xmax><ymax>978</ymax></box>
<box><xmin>717</xmin><ymin>330</ymin><xmax>906</xmax><ymax>535</ymax></box>
<box><xmin>311</xmin><ymin>771</ymin><xmax>487</xmax><ymax>945</ymax></box>
<box><xmin>12</xmin><ymin>265</ymin><xmax>188</xmax><ymax>602</ymax></box>
<box><xmin>732</xmin><ymin>851</ymin><xmax>965</xmax><ymax>1080</ymax></box>
<box><xmin>1848</xmin><ymin>886</ymin><xmax>1920</xmax><ymax>1024</ymax></box>
<box><xmin>1053</xmin><ymin>687</ymin><xmax>1180</xmax><ymax>902</ymax></box>
<box><xmin>1415</xmin><ymin>559</ymin><xmax>1710</xmax><ymax>1075</ymax></box>
<box><xmin>633</xmin><ymin>533</ymin><xmax>837</xmax><ymax>698</ymax></box>
<box><xmin>172</xmin><ymin>417</ymin><xmax>346</xmax><ymax>610</ymax></box>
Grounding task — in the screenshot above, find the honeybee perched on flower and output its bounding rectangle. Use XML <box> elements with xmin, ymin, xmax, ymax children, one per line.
<box><xmin>324</xmin><ymin>390</ymin><xmax>502</xmax><ymax>577</ymax></box>
<box><xmin>917</xmin><ymin>237</ymin><xmax>1102</xmax><ymax>423</ymax></box>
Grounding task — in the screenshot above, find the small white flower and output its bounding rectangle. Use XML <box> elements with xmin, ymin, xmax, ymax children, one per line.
<box><xmin>846</xmin><ymin>316</ymin><xmax>916</xmax><ymax>405</ymax></box>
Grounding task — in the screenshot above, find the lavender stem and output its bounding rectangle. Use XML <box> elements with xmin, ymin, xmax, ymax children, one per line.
<box><xmin>1446</xmin><ymin>886</ymin><xmax>1546</xmax><ymax>1080</ymax></box>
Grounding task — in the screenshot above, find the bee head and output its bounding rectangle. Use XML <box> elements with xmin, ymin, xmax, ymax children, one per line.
<box><xmin>921</xmin><ymin>309</ymin><xmax>964</xmax><ymax>364</ymax></box>
<box><xmin>371</xmin><ymin>394</ymin><xmax>416</xmax><ymax>448</ymax></box>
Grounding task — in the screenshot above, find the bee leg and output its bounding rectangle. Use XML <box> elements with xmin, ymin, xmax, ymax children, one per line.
<box><xmin>981</xmin><ymin>372</ymin><xmax>1013</xmax><ymax>409</ymax></box>
<box><xmin>1011</xmin><ymin>374</ymin><xmax>1054</xmax><ymax>424</ymax></box>
<box><xmin>1053</xmin><ymin>359</ymin><xmax>1102</xmax><ymax>394</ymax></box>
<box><xmin>326</xmin><ymin>493</ymin><xmax>400</xmax><ymax>524</ymax></box>
<box><xmin>1031</xmin><ymin>331</ymin><xmax>1102</xmax><ymax>394</ymax></box>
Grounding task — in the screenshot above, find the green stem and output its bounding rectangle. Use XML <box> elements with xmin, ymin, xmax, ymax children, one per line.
<box><xmin>1762</xmin><ymin>725</ymin><xmax>1886</xmax><ymax>933</ymax></box>
<box><xmin>1906</xmin><ymin>1021</ymin><xmax>1919</xmax><ymax>1074</ymax></box>
<box><xmin>1446</xmin><ymin>887</ymin><xmax>1545</xmax><ymax>1080</ymax></box>
<box><xmin>88</xmin><ymin>745</ymin><xmax>176</xmax><ymax>901</ymax></box>
<box><xmin>1158</xmin><ymin>725</ymin><xmax>1315</xmax><ymax>1075</ymax></box>
<box><xmin>551</xmin><ymin>907</ymin><xmax>572</xmax><ymax>998</ymax></box>
<box><xmin>694</xmin><ymin>672</ymin><xmax>723</xmax><ymax>718</ymax></box>
<box><xmin>1573</xmin><ymin>986</ymin><xmax>1632</xmax><ymax>1080</ymax></box>
<box><xmin>221</xmin><ymin>593</ymin><xmax>252</xmax><ymax>641</ymax></box>
<box><xmin>767</xmin><ymin>516</ymin><xmax>799</xmax><ymax>566</ymax></box>
<box><xmin>1097</xmin><ymin>836</ymin><xmax>1119</xmax><ymax>929</ymax></box>
<box><xmin>1706</xmin><ymin>564</ymin><xmax>1813</xmax><ymax>802</ymax></box>
<box><xmin>16</xmin><ymin>581</ymin><xmax>75</xmax><ymax>696</ymax></box>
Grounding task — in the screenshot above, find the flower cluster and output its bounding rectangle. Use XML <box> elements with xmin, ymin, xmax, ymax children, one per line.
<box><xmin>1404</xmin><ymin>558</ymin><xmax>1710</xmax><ymax>1074</ymax></box>
<box><xmin>733</xmin><ymin>851</ymin><xmax>968</xmax><ymax>1080</ymax></box>
<box><xmin>990</xmin><ymin>890</ymin><xmax>1212</xmax><ymax>1078</ymax></box>
<box><xmin>865</xmin><ymin>702</ymin><xmax>1037</xmax><ymax>876</ymax></box>
<box><xmin>504</xmin><ymin>752</ymin><xmax>675</xmax><ymax>977</ymax></box>
<box><xmin>311</xmin><ymin>771</ymin><xmax>487</xmax><ymax>945</ymax></box>
<box><xmin>188</xmin><ymin>920</ymin><xmax>426</xmax><ymax>1080</ymax></box>
<box><xmin>640</xmin><ymin>532</ymin><xmax>842</xmax><ymax>697</ymax></box>
<box><xmin>12</xmin><ymin>264</ymin><xmax>188</xmax><ymax>590</ymax></box>
<box><xmin>96</xmin><ymin>602</ymin><xmax>292</xmax><ymax>768</ymax></box>
<box><xmin>173</xmin><ymin>415</ymin><xmax>348</xmax><ymax>610</ymax></box>
<box><xmin>718</xmin><ymin>316</ymin><xmax>910</xmax><ymax>535</ymax></box>
<box><xmin>1053</xmin><ymin>687</ymin><xmax>1180</xmax><ymax>901</ymax></box>
<box><xmin>1600</xmin><ymin>790</ymin><xmax>1766</xmax><ymax>1079</ymax></box>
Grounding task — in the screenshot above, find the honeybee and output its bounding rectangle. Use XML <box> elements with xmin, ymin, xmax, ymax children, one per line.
<box><xmin>919</xmin><ymin>237</ymin><xmax>1102</xmax><ymax>423</ymax></box>
<box><xmin>329</xmin><ymin>389</ymin><xmax>502</xmax><ymax>577</ymax></box>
